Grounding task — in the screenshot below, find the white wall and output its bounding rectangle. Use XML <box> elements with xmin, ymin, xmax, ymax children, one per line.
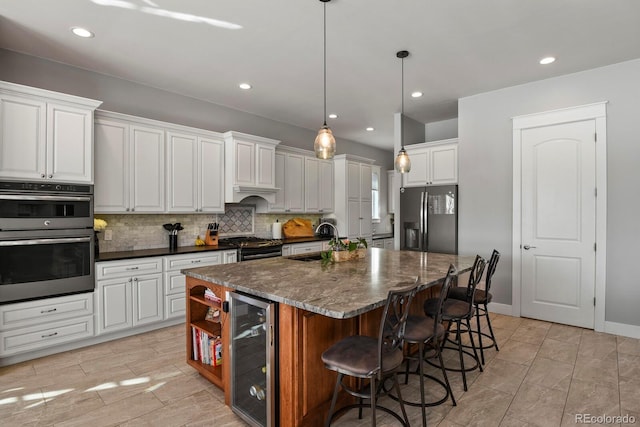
<box><xmin>425</xmin><ymin>118</ymin><xmax>458</xmax><ymax>141</ymax></box>
<box><xmin>0</xmin><ymin>49</ymin><xmax>393</xmax><ymax>170</ymax></box>
<box><xmin>458</xmin><ymin>58</ymin><xmax>640</xmax><ymax>327</ymax></box>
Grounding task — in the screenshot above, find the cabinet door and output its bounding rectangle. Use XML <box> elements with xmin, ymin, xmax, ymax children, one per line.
<box><xmin>347</xmin><ymin>162</ymin><xmax>360</xmax><ymax>200</ymax></box>
<box><xmin>359</xmin><ymin>199</ymin><xmax>373</xmax><ymax>237</ymax></box>
<box><xmin>224</xmin><ymin>250</ymin><xmax>238</xmax><ymax>264</ymax></box>
<box><xmin>96</xmin><ymin>278</ymin><xmax>133</xmax><ymax>334</ymax></box>
<box><xmin>285</xmin><ymin>153</ymin><xmax>305</xmax><ymax>212</ymax></box>
<box><xmin>384</xmin><ymin>238</ymin><xmax>394</xmax><ymax>250</ymax></box>
<box><xmin>359</xmin><ymin>164</ymin><xmax>372</xmax><ymax>201</ymax></box>
<box><xmin>0</xmin><ymin>94</ymin><xmax>46</xmax><ymax>180</ymax></box>
<box><xmin>347</xmin><ymin>199</ymin><xmax>361</xmax><ymax>238</ymax></box>
<box><xmin>130</xmin><ymin>124</ymin><xmax>165</xmax><ymax>212</ymax></box>
<box><xmin>166</xmin><ymin>131</ymin><xmax>198</xmax><ymax>212</ymax></box>
<box><xmin>429</xmin><ymin>144</ymin><xmax>458</xmax><ymax>185</ymax></box>
<box><xmin>291</xmin><ymin>242</ymin><xmax>323</xmax><ymax>255</ymax></box>
<box><xmin>47</xmin><ymin>103</ymin><xmax>93</xmax><ymax>183</ymax></box>
<box><xmin>256</xmin><ymin>143</ymin><xmax>275</xmax><ymax>187</ymax></box>
<box><xmin>132</xmin><ymin>273</ymin><xmax>163</xmax><ymax>326</ymax></box>
<box><xmin>270</xmin><ymin>151</ymin><xmax>286</xmax><ymax>211</ymax></box>
<box><xmin>199</xmin><ymin>137</ymin><xmax>225</xmax><ymax>212</ymax></box>
<box><xmin>304</xmin><ymin>157</ymin><xmax>320</xmax><ymax>212</ymax></box>
<box><xmin>94</xmin><ymin>119</ymin><xmax>129</xmax><ymax>212</ymax></box>
<box><xmin>387</xmin><ymin>170</ymin><xmax>395</xmax><ymax>214</ymax></box>
<box><xmin>318</xmin><ymin>160</ymin><xmax>334</xmax><ymax>213</ymax></box>
<box><xmin>403</xmin><ymin>146</ymin><xmax>429</xmax><ymax>187</ymax></box>
<box><xmin>234</xmin><ymin>139</ymin><xmax>255</xmax><ymax>186</ymax></box>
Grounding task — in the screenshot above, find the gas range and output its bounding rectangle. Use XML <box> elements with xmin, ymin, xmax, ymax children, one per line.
<box><xmin>219</xmin><ymin>236</ymin><xmax>283</xmax><ymax>261</ymax></box>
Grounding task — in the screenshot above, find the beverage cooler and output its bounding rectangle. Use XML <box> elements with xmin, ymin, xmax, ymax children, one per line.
<box><xmin>227</xmin><ymin>291</ymin><xmax>278</xmax><ymax>427</ymax></box>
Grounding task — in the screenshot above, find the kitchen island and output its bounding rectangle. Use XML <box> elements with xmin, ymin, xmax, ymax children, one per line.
<box><xmin>183</xmin><ymin>248</ymin><xmax>476</xmax><ymax>426</ymax></box>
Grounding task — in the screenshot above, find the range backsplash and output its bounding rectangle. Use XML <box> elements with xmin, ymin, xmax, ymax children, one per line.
<box><xmin>96</xmin><ymin>205</ymin><xmax>322</xmax><ymax>252</ymax></box>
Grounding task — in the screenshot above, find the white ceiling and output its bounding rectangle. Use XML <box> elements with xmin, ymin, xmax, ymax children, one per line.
<box><xmin>2</xmin><ymin>0</ymin><xmax>640</xmax><ymax>150</ymax></box>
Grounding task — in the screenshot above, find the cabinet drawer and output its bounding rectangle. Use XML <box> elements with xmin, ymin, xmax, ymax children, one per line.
<box><xmin>96</xmin><ymin>257</ymin><xmax>163</xmax><ymax>280</ymax></box>
<box><xmin>165</xmin><ymin>294</ymin><xmax>186</xmax><ymax>320</ymax></box>
<box><xmin>0</xmin><ymin>293</ymin><xmax>94</xmax><ymax>330</ymax></box>
<box><xmin>0</xmin><ymin>315</ymin><xmax>94</xmax><ymax>356</ymax></box>
<box><xmin>290</xmin><ymin>242</ymin><xmax>323</xmax><ymax>255</ymax></box>
<box><xmin>163</xmin><ymin>253</ymin><xmax>222</xmax><ymax>272</ymax></box>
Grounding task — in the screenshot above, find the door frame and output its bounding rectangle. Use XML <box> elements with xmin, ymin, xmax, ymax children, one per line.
<box><xmin>512</xmin><ymin>102</ymin><xmax>607</xmax><ymax>331</ymax></box>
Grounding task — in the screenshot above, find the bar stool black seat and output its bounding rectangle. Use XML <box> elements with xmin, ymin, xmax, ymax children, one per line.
<box><xmin>448</xmin><ymin>249</ymin><xmax>501</xmax><ymax>365</ymax></box>
<box><xmin>423</xmin><ymin>255</ymin><xmax>486</xmax><ymax>391</ymax></box>
<box><xmin>388</xmin><ymin>265</ymin><xmax>458</xmax><ymax>427</ymax></box>
<box><xmin>321</xmin><ymin>280</ymin><xmax>418</xmax><ymax>427</ymax></box>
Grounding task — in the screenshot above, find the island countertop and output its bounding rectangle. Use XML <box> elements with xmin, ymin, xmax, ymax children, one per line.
<box><xmin>182</xmin><ymin>248</ymin><xmax>476</xmax><ymax>319</ymax></box>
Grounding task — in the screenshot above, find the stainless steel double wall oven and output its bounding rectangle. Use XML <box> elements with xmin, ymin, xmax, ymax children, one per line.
<box><xmin>0</xmin><ymin>181</ymin><xmax>95</xmax><ymax>304</ymax></box>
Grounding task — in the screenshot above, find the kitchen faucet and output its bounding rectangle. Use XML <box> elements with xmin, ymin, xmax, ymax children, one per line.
<box><xmin>315</xmin><ymin>222</ymin><xmax>341</xmax><ymax>240</ymax></box>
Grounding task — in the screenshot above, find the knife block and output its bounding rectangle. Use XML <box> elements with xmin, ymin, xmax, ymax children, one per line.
<box><xmin>205</xmin><ymin>230</ymin><xmax>218</xmax><ymax>246</ymax></box>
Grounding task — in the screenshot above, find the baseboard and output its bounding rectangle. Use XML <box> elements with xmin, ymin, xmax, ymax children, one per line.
<box><xmin>604</xmin><ymin>321</ymin><xmax>640</xmax><ymax>339</ymax></box>
<box><xmin>487</xmin><ymin>302</ymin><xmax>513</xmax><ymax>316</ymax></box>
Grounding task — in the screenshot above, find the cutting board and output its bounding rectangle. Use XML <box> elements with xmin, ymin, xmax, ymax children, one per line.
<box><xmin>282</xmin><ymin>218</ymin><xmax>314</xmax><ymax>238</ymax></box>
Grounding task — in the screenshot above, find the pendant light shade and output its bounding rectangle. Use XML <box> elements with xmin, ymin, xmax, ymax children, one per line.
<box><xmin>394</xmin><ymin>50</ymin><xmax>411</xmax><ymax>173</ymax></box>
<box><xmin>315</xmin><ymin>0</ymin><xmax>336</xmax><ymax>159</ymax></box>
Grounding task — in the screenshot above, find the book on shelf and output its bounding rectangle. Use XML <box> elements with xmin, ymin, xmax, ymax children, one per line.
<box><xmin>204</xmin><ymin>288</ymin><xmax>222</xmax><ymax>304</ymax></box>
<box><xmin>191</xmin><ymin>326</ymin><xmax>222</xmax><ymax>367</ymax></box>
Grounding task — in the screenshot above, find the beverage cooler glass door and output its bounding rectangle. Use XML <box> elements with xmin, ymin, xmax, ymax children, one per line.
<box><xmin>227</xmin><ymin>291</ymin><xmax>278</xmax><ymax>427</ymax></box>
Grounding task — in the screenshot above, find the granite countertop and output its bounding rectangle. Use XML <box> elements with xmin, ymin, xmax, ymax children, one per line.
<box><xmin>183</xmin><ymin>249</ymin><xmax>476</xmax><ymax>319</ymax></box>
<box><xmin>96</xmin><ymin>235</ymin><xmax>333</xmax><ymax>262</ymax></box>
<box><xmin>95</xmin><ymin>244</ymin><xmax>237</xmax><ymax>262</ymax></box>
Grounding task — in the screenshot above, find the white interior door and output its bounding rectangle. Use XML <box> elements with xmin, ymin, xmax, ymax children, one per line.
<box><xmin>520</xmin><ymin>120</ymin><xmax>596</xmax><ymax>328</ymax></box>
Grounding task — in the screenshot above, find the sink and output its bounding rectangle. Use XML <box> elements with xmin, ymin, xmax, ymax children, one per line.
<box><xmin>287</xmin><ymin>253</ymin><xmax>324</xmax><ymax>262</ymax></box>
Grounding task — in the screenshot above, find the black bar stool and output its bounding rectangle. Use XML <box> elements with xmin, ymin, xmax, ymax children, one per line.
<box><xmin>448</xmin><ymin>249</ymin><xmax>501</xmax><ymax>365</ymax></box>
<box><xmin>423</xmin><ymin>255</ymin><xmax>486</xmax><ymax>391</ymax></box>
<box><xmin>321</xmin><ymin>280</ymin><xmax>419</xmax><ymax>427</ymax></box>
<box><xmin>388</xmin><ymin>265</ymin><xmax>458</xmax><ymax>427</ymax></box>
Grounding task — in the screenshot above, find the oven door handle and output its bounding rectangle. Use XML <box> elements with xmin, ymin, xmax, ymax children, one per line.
<box><xmin>0</xmin><ymin>237</ymin><xmax>92</xmax><ymax>246</ymax></box>
<box><xmin>241</xmin><ymin>251</ymin><xmax>282</xmax><ymax>261</ymax></box>
<box><xmin>0</xmin><ymin>195</ymin><xmax>92</xmax><ymax>202</ymax></box>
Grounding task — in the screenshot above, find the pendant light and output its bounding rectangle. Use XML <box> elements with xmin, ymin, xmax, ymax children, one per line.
<box><xmin>394</xmin><ymin>50</ymin><xmax>411</xmax><ymax>173</ymax></box>
<box><xmin>314</xmin><ymin>0</ymin><xmax>336</xmax><ymax>160</ymax></box>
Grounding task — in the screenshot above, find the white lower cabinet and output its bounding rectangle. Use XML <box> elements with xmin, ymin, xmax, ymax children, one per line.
<box><xmin>282</xmin><ymin>241</ymin><xmax>326</xmax><ymax>257</ymax></box>
<box><xmin>0</xmin><ymin>293</ymin><xmax>94</xmax><ymax>356</ymax></box>
<box><xmin>95</xmin><ymin>257</ymin><xmax>164</xmax><ymax>335</ymax></box>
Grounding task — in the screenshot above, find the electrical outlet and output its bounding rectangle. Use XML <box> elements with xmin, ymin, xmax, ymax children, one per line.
<box><xmin>104</xmin><ymin>229</ymin><xmax>113</xmax><ymax>241</ymax></box>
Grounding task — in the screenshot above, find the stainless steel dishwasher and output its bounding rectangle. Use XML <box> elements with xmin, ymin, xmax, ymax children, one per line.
<box><xmin>226</xmin><ymin>291</ymin><xmax>278</xmax><ymax>427</ymax></box>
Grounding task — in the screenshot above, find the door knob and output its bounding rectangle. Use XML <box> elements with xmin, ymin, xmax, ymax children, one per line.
<box><xmin>523</xmin><ymin>245</ymin><xmax>537</xmax><ymax>250</ymax></box>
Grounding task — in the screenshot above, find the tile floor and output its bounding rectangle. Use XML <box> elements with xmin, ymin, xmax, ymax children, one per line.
<box><xmin>1</xmin><ymin>314</ymin><xmax>639</xmax><ymax>426</ymax></box>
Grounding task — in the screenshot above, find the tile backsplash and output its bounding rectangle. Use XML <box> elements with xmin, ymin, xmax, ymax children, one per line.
<box><xmin>96</xmin><ymin>205</ymin><xmax>322</xmax><ymax>252</ymax></box>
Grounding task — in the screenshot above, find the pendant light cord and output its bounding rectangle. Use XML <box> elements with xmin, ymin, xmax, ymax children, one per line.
<box><xmin>400</xmin><ymin>54</ymin><xmax>404</xmax><ymax>149</ymax></box>
<box><xmin>323</xmin><ymin>1</ymin><xmax>327</xmax><ymax>127</ymax></box>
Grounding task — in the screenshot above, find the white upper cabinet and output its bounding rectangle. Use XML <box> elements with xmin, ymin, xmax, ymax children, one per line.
<box><xmin>334</xmin><ymin>155</ymin><xmax>375</xmax><ymax>239</ymax></box>
<box><xmin>304</xmin><ymin>156</ymin><xmax>334</xmax><ymax>214</ymax></box>
<box><xmin>166</xmin><ymin>131</ymin><xmax>224</xmax><ymax>213</ymax></box>
<box><xmin>94</xmin><ymin>112</ymin><xmax>165</xmax><ymax>213</ymax></box>
<box><xmin>403</xmin><ymin>138</ymin><xmax>458</xmax><ymax>187</ymax></box>
<box><xmin>223</xmin><ymin>131</ymin><xmax>280</xmax><ymax>203</ymax></box>
<box><xmin>269</xmin><ymin>147</ymin><xmax>333</xmax><ymax>214</ymax></box>
<box><xmin>0</xmin><ymin>81</ymin><xmax>101</xmax><ymax>183</ymax></box>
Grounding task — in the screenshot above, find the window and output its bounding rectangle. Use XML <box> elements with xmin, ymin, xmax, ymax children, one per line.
<box><xmin>372</xmin><ymin>169</ymin><xmax>380</xmax><ymax>221</ymax></box>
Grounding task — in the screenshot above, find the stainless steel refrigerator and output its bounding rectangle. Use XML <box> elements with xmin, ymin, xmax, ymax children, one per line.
<box><xmin>400</xmin><ymin>185</ymin><xmax>458</xmax><ymax>254</ymax></box>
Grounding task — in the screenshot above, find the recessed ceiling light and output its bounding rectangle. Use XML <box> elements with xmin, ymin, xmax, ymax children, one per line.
<box><xmin>328</xmin><ymin>113</ymin><xmax>338</xmax><ymax>119</ymax></box>
<box><xmin>366</xmin><ymin>127</ymin><xmax>374</xmax><ymax>132</ymax></box>
<box><xmin>411</xmin><ymin>91</ymin><xmax>423</xmax><ymax>98</ymax></box>
<box><xmin>539</xmin><ymin>56</ymin><xmax>556</xmax><ymax>65</ymax></box>
<box><xmin>70</xmin><ymin>27</ymin><xmax>94</xmax><ymax>38</ymax></box>
<box><xmin>238</xmin><ymin>83</ymin><xmax>252</xmax><ymax>90</ymax></box>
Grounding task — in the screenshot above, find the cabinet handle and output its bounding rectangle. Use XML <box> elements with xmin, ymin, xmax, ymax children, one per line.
<box><xmin>128</xmin><ymin>278</ymin><xmax>132</xmax><ymax>282</ymax></box>
<box><xmin>126</xmin><ymin>266</ymin><xmax>139</xmax><ymax>270</ymax></box>
<box><xmin>126</xmin><ymin>208</ymin><xmax>130</xmax><ymax>212</ymax></box>
<box><xmin>41</xmin><ymin>174</ymin><xmax>46</xmax><ymax>178</ymax></box>
<box><xmin>133</xmin><ymin>277</ymin><xmax>138</xmax><ymax>281</ymax></box>
<box><xmin>191</xmin><ymin>260</ymin><xmax>201</xmax><ymax>263</ymax></box>
<box><xmin>41</xmin><ymin>332</ymin><xmax>58</xmax><ymax>338</ymax></box>
<box><xmin>48</xmin><ymin>174</ymin><xmax>53</xmax><ymax>179</ymax></box>
<box><xmin>40</xmin><ymin>308</ymin><xmax>57</xmax><ymax>314</ymax></box>
<box><xmin>131</xmin><ymin>208</ymin><xmax>135</xmax><ymax>212</ymax></box>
